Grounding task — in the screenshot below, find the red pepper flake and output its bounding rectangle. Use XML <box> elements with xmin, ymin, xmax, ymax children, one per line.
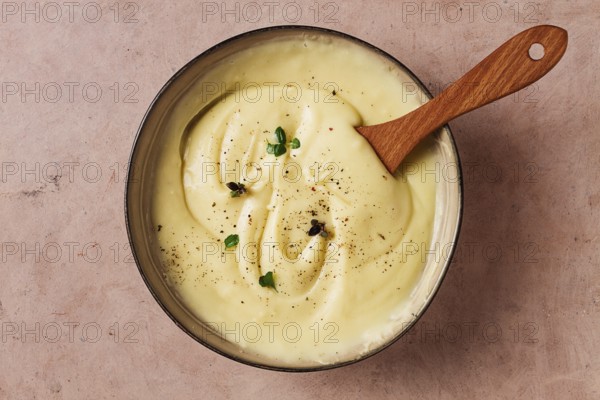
<box><xmin>329</xmin><ymin>127</ymin><xmax>333</xmax><ymax>131</ymax></box>
<box><xmin>311</xmin><ymin>187</ymin><xmax>316</xmax><ymax>191</ymax></box>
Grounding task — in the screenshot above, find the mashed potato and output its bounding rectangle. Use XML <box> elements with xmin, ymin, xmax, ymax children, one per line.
<box><xmin>152</xmin><ymin>32</ymin><xmax>438</xmax><ymax>366</ymax></box>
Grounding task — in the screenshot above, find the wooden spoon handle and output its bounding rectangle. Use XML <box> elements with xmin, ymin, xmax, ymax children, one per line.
<box><xmin>357</xmin><ymin>25</ymin><xmax>568</xmax><ymax>173</ymax></box>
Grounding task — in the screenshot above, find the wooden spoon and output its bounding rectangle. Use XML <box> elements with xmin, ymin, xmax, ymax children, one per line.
<box><xmin>356</xmin><ymin>25</ymin><xmax>568</xmax><ymax>173</ymax></box>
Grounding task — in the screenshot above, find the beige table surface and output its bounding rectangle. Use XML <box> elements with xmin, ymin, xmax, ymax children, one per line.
<box><xmin>1</xmin><ymin>0</ymin><xmax>599</xmax><ymax>398</ymax></box>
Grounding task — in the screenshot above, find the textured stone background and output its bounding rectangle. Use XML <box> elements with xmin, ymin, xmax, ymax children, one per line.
<box><xmin>1</xmin><ymin>1</ymin><xmax>598</xmax><ymax>398</ymax></box>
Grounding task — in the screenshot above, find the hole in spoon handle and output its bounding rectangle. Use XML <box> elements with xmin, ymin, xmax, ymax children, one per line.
<box><xmin>528</xmin><ymin>43</ymin><xmax>545</xmax><ymax>61</ymax></box>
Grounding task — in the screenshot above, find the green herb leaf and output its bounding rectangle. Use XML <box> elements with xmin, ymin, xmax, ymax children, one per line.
<box><xmin>290</xmin><ymin>138</ymin><xmax>301</xmax><ymax>149</ymax></box>
<box><xmin>308</xmin><ymin>220</ymin><xmax>327</xmax><ymax>237</ymax></box>
<box><xmin>266</xmin><ymin>142</ymin><xmax>276</xmax><ymax>154</ymax></box>
<box><xmin>259</xmin><ymin>271</ymin><xmax>277</xmax><ymax>291</ymax></box>
<box><xmin>273</xmin><ymin>143</ymin><xmax>286</xmax><ymax>157</ymax></box>
<box><xmin>227</xmin><ymin>182</ymin><xmax>246</xmax><ymax>197</ymax></box>
<box><xmin>224</xmin><ymin>234</ymin><xmax>239</xmax><ymax>248</ymax></box>
<box><xmin>275</xmin><ymin>126</ymin><xmax>286</xmax><ymax>144</ymax></box>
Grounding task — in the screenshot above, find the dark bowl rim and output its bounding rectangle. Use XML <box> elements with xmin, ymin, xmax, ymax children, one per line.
<box><xmin>125</xmin><ymin>24</ymin><xmax>464</xmax><ymax>373</ymax></box>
